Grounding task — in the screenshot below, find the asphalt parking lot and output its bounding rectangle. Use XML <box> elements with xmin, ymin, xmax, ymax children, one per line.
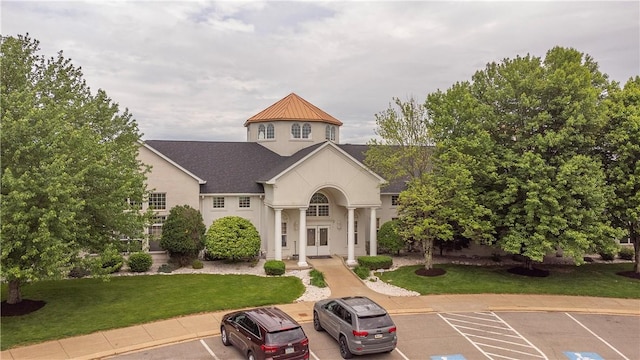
<box><xmin>110</xmin><ymin>312</ymin><xmax>639</xmax><ymax>360</ymax></box>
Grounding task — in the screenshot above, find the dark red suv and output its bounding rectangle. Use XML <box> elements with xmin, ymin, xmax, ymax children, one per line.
<box><xmin>221</xmin><ymin>307</ymin><xmax>310</xmax><ymax>360</ymax></box>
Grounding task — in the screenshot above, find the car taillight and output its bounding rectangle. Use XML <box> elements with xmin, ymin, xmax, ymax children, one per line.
<box><xmin>352</xmin><ymin>330</ymin><xmax>369</xmax><ymax>337</ymax></box>
<box><xmin>261</xmin><ymin>344</ymin><xmax>278</xmax><ymax>353</ymax></box>
<box><xmin>389</xmin><ymin>326</ymin><xmax>397</xmax><ymax>333</ymax></box>
<box><xmin>301</xmin><ymin>338</ymin><xmax>309</xmax><ymax>346</ymax></box>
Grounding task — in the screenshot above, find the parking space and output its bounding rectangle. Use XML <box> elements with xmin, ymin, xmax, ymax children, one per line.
<box><xmin>108</xmin><ymin>312</ymin><xmax>639</xmax><ymax>360</ymax></box>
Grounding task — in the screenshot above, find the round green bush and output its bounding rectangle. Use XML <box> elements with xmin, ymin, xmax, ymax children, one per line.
<box><xmin>160</xmin><ymin>205</ymin><xmax>206</xmax><ymax>266</ymax></box>
<box><xmin>128</xmin><ymin>252</ymin><xmax>153</xmax><ymax>272</ymax></box>
<box><xmin>377</xmin><ymin>220</ymin><xmax>404</xmax><ymax>255</ymax></box>
<box><xmin>192</xmin><ymin>259</ymin><xmax>204</xmax><ymax>269</ymax></box>
<box><xmin>205</xmin><ymin>216</ymin><xmax>261</xmax><ymax>261</ymax></box>
<box><xmin>618</xmin><ymin>246</ymin><xmax>634</xmax><ymax>261</ymax></box>
<box><xmin>264</xmin><ymin>260</ymin><xmax>286</xmax><ymax>275</ymax></box>
<box><xmin>157</xmin><ymin>263</ymin><xmax>173</xmax><ymax>273</ymax></box>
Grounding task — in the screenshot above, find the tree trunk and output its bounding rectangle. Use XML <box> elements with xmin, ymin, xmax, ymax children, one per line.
<box><xmin>7</xmin><ymin>280</ymin><xmax>22</xmax><ymax>304</ymax></box>
<box><xmin>632</xmin><ymin>229</ymin><xmax>639</xmax><ymax>274</ymax></box>
<box><xmin>423</xmin><ymin>239</ymin><xmax>434</xmax><ymax>270</ymax></box>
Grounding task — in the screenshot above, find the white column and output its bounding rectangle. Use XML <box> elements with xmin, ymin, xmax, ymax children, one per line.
<box><xmin>298</xmin><ymin>208</ymin><xmax>308</xmax><ymax>267</ymax></box>
<box><xmin>274</xmin><ymin>208</ymin><xmax>282</xmax><ymax>261</ymax></box>
<box><xmin>369</xmin><ymin>207</ymin><xmax>377</xmax><ymax>256</ymax></box>
<box><xmin>347</xmin><ymin>207</ymin><xmax>356</xmax><ymax>265</ymax></box>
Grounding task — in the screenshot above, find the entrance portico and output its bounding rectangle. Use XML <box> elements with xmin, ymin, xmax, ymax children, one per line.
<box><xmin>260</xmin><ymin>142</ymin><xmax>385</xmax><ymax>265</ymax></box>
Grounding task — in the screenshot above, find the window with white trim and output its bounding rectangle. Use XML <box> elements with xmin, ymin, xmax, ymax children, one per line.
<box><xmin>306</xmin><ymin>193</ymin><xmax>329</xmax><ymax>217</ymax></box>
<box><xmin>266</xmin><ymin>124</ymin><xmax>275</xmax><ymax>139</ymax></box>
<box><xmin>213</xmin><ymin>197</ymin><xmax>225</xmax><ymax>208</ymax></box>
<box><xmin>302</xmin><ymin>123</ymin><xmax>311</xmax><ymax>139</ymax></box>
<box><xmin>149</xmin><ymin>215</ymin><xmax>166</xmax><ymax>238</ymax></box>
<box><xmin>354</xmin><ymin>220</ymin><xmax>358</xmax><ymax>245</ymax></box>
<box><xmin>325</xmin><ymin>125</ymin><xmax>336</xmax><ymax>141</ymax></box>
<box><xmin>239</xmin><ymin>196</ymin><xmax>250</xmax><ymax>208</ymax></box>
<box><xmin>391</xmin><ymin>195</ymin><xmax>399</xmax><ymax>206</ymax></box>
<box><xmin>291</xmin><ymin>123</ymin><xmax>301</xmax><ymax>138</ymax></box>
<box><xmin>149</xmin><ymin>193</ymin><xmax>166</xmax><ymax>210</ymax></box>
<box><xmin>282</xmin><ymin>222</ymin><xmax>287</xmax><ymax>247</ymax></box>
<box><xmin>258</xmin><ymin>124</ymin><xmax>266</xmax><ymax>139</ymax></box>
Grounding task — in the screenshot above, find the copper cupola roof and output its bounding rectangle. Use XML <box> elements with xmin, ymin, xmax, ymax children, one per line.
<box><xmin>244</xmin><ymin>93</ymin><xmax>343</xmax><ymax>126</ymax></box>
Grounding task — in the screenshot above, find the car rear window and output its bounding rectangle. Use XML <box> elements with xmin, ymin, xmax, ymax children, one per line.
<box><xmin>358</xmin><ymin>314</ymin><xmax>394</xmax><ymax>329</ymax></box>
<box><xmin>265</xmin><ymin>327</ymin><xmax>305</xmax><ymax>345</ymax></box>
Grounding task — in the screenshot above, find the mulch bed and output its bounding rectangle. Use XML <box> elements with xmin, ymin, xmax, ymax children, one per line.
<box><xmin>414</xmin><ymin>267</ymin><xmax>447</xmax><ymax>277</ymax></box>
<box><xmin>1</xmin><ymin>299</ymin><xmax>46</xmax><ymax>317</ymax></box>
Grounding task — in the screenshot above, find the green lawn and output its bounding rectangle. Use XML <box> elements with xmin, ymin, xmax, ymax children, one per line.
<box><xmin>1</xmin><ymin>274</ymin><xmax>304</xmax><ymax>350</ymax></box>
<box><xmin>378</xmin><ymin>263</ymin><xmax>640</xmax><ymax>298</ymax></box>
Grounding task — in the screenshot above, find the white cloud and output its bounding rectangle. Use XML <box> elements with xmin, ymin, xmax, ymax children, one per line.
<box><xmin>3</xmin><ymin>1</ymin><xmax>638</xmax><ymax>143</ymax></box>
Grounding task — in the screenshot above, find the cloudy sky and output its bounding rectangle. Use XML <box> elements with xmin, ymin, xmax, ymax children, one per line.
<box><xmin>3</xmin><ymin>1</ymin><xmax>639</xmax><ymax>144</ymax></box>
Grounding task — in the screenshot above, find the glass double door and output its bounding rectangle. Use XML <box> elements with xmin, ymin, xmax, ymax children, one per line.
<box><xmin>306</xmin><ymin>226</ymin><xmax>330</xmax><ymax>256</ymax></box>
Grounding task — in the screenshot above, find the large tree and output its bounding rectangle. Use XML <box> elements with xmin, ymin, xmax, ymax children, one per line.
<box><xmin>365</xmin><ymin>96</ymin><xmax>434</xmax><ymax>182</ymax></box>
<box><xmin>601</xmin><ymin>76</ymin><xmax>640</xmax><ymax>273</ymax></box>
<box><xmin>427</xmin><ymin>47</ymin><xmax>621</xmax><ymax>268</ymax></box>
<box><xmin>1</xmin><ymin>35</ymin><xmax>149</xmax><ymax>304</ymax></box>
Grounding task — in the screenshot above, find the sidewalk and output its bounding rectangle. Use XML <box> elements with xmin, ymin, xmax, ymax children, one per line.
<box><xmin>3</xmin><ymin>256</ymin><xmax>639</xmax><ymax>360</ymax></box>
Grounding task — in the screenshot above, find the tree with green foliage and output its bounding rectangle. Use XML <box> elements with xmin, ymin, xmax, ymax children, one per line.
<box><xmin>205</xmin><ymin>216</ymin><xmax>261</xmax><ymax>261</ymax></box>
<box><xmin>365</xmin><ymin>96</ymin><xmax>434</xmax><ymax>182</ymax></box>
<box><xmin>426</xmin><ymin>46</ymin><xmax>621</xmax><ymax>268</ymax></box>
<box><xmin>160</xmin><ymin>205</ymin><xmax>206</xmax><ymax>266</ymax></box>
<box><xmin>601</xmin><ymin>76</ymin><xmax>640</xmax><ymax>273</ymax></box>
<box><xmin>377</xmin><ymin>220</ymin><xmax>404</xmax><ymax>255</ymax></box>
<box><xmin>1</xmin><ymin>34</ymin><xmax>149</xmax><ymax>304</ymax></box>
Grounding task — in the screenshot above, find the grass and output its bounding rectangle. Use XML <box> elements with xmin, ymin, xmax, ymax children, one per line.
<box><xmin>1</xmin><ymin>274</ymin><xmax>304</xmax><ymax>350</ymax></box>
<box><xmin>377</xmin><ymin>263</ymin><xmax>640</xmax><ymax>299</ymax></box>
<box><xmin>309</xmin><ymin>269</ymin><xmax>327</xmax><ymax>287</ymax></box>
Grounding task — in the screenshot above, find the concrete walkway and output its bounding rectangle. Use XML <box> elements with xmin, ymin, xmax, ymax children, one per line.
<box><xmin>3</xmin><ymin>255</ymin><xmax>639</xmax><ymax>360</ymax></box>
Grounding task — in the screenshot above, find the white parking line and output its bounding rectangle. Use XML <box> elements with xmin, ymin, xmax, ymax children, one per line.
<box><xmin>199</xmin><ymin>339</ymin><xmax>220</xmax><ymax>360</ymax></box>
<box><xmin>565</xmin><ymin>313</ymin><xmax>630</xmax><ymax>360</ymax></box>
<box><xmin>395</xmin><ymin>347</ymin><xmax>410</xmax><ymax>360</ymax></box>
<box><xmin>309</xmin><ymin>349</ymin><xmax>320</xmax><ymax>360</ymax></box>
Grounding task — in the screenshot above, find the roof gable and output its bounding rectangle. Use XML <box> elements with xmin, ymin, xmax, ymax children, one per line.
<box><xmin>244</xmin><ymin>93</ymin><xmax>343</xmax><ymax>126</ymax></box>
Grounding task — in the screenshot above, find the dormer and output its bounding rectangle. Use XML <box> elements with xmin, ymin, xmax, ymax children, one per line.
<box><xmin>244</xmin><ymin>93</ymin><xmax>343</xmax><ymax>156</ymax></box>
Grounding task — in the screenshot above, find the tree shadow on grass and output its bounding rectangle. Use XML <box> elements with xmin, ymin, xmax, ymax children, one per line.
<box><xmin>616</xmin><ymin>271</ymin><xmax>640</xmax><ymax>280</ymax></box>
<box><xmin>415</xmin><ymin>268</ymin><xmax>447</xmax><ymax>277</ymax></box>
<box><xmin>1</xmin><ymin>299</ymin><xmax>46</xmax><ymax>317</ymax></box>
<box><xmin>507</xmin><ymin>267</ymin><xmax>550</xmax><ymax>277</ymax></box>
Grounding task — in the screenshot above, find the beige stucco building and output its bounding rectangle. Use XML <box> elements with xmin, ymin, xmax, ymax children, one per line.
<box><xmin>138</xmin><ymin>93</ymin><xmax>404</xmax><ymax>266</ymax></box>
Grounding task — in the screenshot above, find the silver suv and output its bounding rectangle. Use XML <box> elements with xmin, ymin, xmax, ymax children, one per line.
<box><xmin>313</xmin><ymin>296</ymin><xmax>397</xmax><ymax>358</ymax></box>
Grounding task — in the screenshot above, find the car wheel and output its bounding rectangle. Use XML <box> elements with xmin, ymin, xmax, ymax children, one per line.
<box><xmin>247</xmin><ymin>350</ymin><xmax>255</xmax><ymax>360</ymax></box>
<box><xmin>313</xmin><ymin>311</ymin><xmax>324</xmax><ymax>331</ymax></box>
<box><xmin>339</xmin><ymin>335</ymin><xmax>353</xmax><ymax>359</ymax></box>
<box><xmin>221</xmin><ymin>326</ymin><xmax>230</xmax><ymax>346</ymax></box>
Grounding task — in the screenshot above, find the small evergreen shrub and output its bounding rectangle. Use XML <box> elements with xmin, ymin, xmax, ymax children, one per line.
<box><xmin>353</xmin><ymin>265</ymin><xmax>370</xmax><ymax>279</ymax></box>
<box><xmin>310</xmin><ymin>269</ymin><xmax>327</xmax><ymax>287</ymax></box>
<box><xmin>157</xmin><ymin>263</ymin><xmax>173</xmax><ymax>273</ymax></box>
<box><xmin>599</xmin><ymin>249</ymin><xmax>617</xmax><ymax>261</ymax></box>
<box><xmin>618</xmin><ymin>247</ymin><xmax>634</xmax><ymax>261</ymax></box>
<box><xmin>192</xmin><ymin>259</ymin><xmax>204</xmax><ymax>269</ymax></box>
<box><xmin>160</xmin><ymin>205</ymin><xmax>206</xmax><ymax>266</ymax></box>
<box><xmin>205</xmin><ymin>216</ymin><xmax>261</xmax><ymax>261</ymax></box>
<box><xmin>264</xmin><ymin>260</ymin><xmax>286</xmax><ymax>275</ymax></box>
<box><xmin>357</xmin><ymin>255</ymin><xmax>392</xmax><ymax>270</ymax></box>
<box><xmin>128</xmin><ymin>252</ymin><xmax>153</xmax><ymax>272</ymax></box>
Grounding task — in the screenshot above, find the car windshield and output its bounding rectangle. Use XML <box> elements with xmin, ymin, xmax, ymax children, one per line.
<box><xmin>265</xmin><ymin>327</ymin><xmax>305</xmax><ymax>345</ymax></box>
<box><xmin>358</xmin><ymin>314</ymin><xmax>393</xmax><ymax>329</ymax></box>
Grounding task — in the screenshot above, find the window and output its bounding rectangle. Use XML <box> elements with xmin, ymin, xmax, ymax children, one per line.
<box><xmin>291</xmin><ymin>123</ymin><xmax>301</xmax><ymax>138</ymax></box>
<box><xmin>149</xmin><ymin>215</ymin><xmax>166</xmax><ymax>238</ymax></box>
<box><xmin>282</xmin><ymin>222</ymin><xmax>287</xmax><ymax>247</ymax></box>
<box><xmin>213</xmin><ymin>197</ymin><xmax>225</xmax><ymax>208</ymax></box>
<box><xmin>325</xmin><ymin>125</ymin><xmax>336</xmax><ymax>141</ymax></box>
<box><xmin>302</xmin><ymin>123</ymin><xmax>311</xmax><ymax>139</ymax></box>
<box><xmin>266</xmin><ymin>124</ymin><xmax>275</xmax><ymax>139</ymax></box>
<box><xmin>306</xmin><ymin>192</ymin><xmax>329</xmax><ymax>217</ymax></box>
<box><xmin>258</xmin><ymin>124</ymin><xmax>266</xmax><ymax>139</ymax></box>
<box><xmin>376</xmin><ymin>217</ymin><xmax>380</xmax><ymax>229</ymax></box>
<box><xmin>354</xmin><ymin>220</ymin><xmax>358</xmax><ymax>245</ymax></box>
<box><xmin>127</xmin><ymin>198</ymin><xmax>142</xmax><ymax>210</ymax></box>
<box><xmin>391</xmin><ymin>195</ymin><xmax>399</xmax><ymax>206</ymax></box>
<box><xmin>149</xmin><ymin>193</ymin><xmax>166</xmax><ymax>210</ymax></box>
<box><xmin>239</xmin><ymin>196</ymin><xmax>250</xmax><ymax>208</ymax></box>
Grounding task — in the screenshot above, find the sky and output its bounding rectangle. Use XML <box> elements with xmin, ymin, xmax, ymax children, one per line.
<box><xmin>3</xmin><ymin>1</ymin><xmax>639</xmax><ymax>144</ymax></box>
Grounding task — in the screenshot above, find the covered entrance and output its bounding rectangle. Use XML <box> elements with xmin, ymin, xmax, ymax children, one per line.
<box><xmin>306</xmin><ymin>226</ymin><xmax>330</xmax><ymax>256</ymax></box>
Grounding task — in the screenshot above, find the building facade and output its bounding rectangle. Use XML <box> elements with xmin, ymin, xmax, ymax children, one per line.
<box><xmin>138</xmin><ymin>93</ymin><xmax>404</xmax><ymax>266</ymax></box>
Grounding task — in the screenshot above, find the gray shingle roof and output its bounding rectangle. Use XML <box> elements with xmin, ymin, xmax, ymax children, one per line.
<box><xmin>144</xmin><ymin>140</ymin><xmax>406</xmax><ymax>194</ymax></box>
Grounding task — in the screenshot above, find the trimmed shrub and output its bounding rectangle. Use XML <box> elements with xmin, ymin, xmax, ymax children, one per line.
<box><xmin>128</xmin><ymin>252</ymin><xmax>152</xmax><ymax>272</ymax></box>
<box><xmin>377</xmin><ymin>220</ymin><xmax>404</xmax><ymax>255</ymax></box>
<box><xmin>264</xmin><ymin>260</ymin><xmax>286</xmax><ymax>275</ymax></box>
<box><xmin>157</xmin><ymin>263</ymin><xmax>173</xmax><ymax>273</ymax></box>
<box><xmin>353</xmin><ymin>265</ymin><xmax>370</xmax><ymax>279</ymax></box>
<box><xmin>599</xmin><ymin>249</ymin><xmax>617</xmax><ymax>261</ymax></box>
<box><xmin>357</xmin><ymin>255</ymin><xmax>392</xmax><ymax>270</ymax></box>
<box><xmin>192</xmin><ymin>259</ymin><xmax>204</xmax><ymax>269</ymax></box>
<box><xmin>619</xmin><ymin>247</ymin><xmax>635</xmax><ymax>261</ymax></box>
<box><xmin>160</xmin><ymin>205</ymin><xmax>206</xmax><ymax>266</ymax></box>
<box><xmin>69</xmin><ymin>265</ymin><xmax>91</xmax><ymax>278</ymax></box>
<box><xmin>205</xmin><ymin>216</ymin><xmax>261</xmax><ymax>261</ymax></box>
<box><xmin>310</xmin><ymin>269</ymin><xmax>327</xmax><ymax>288</ymax></box>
